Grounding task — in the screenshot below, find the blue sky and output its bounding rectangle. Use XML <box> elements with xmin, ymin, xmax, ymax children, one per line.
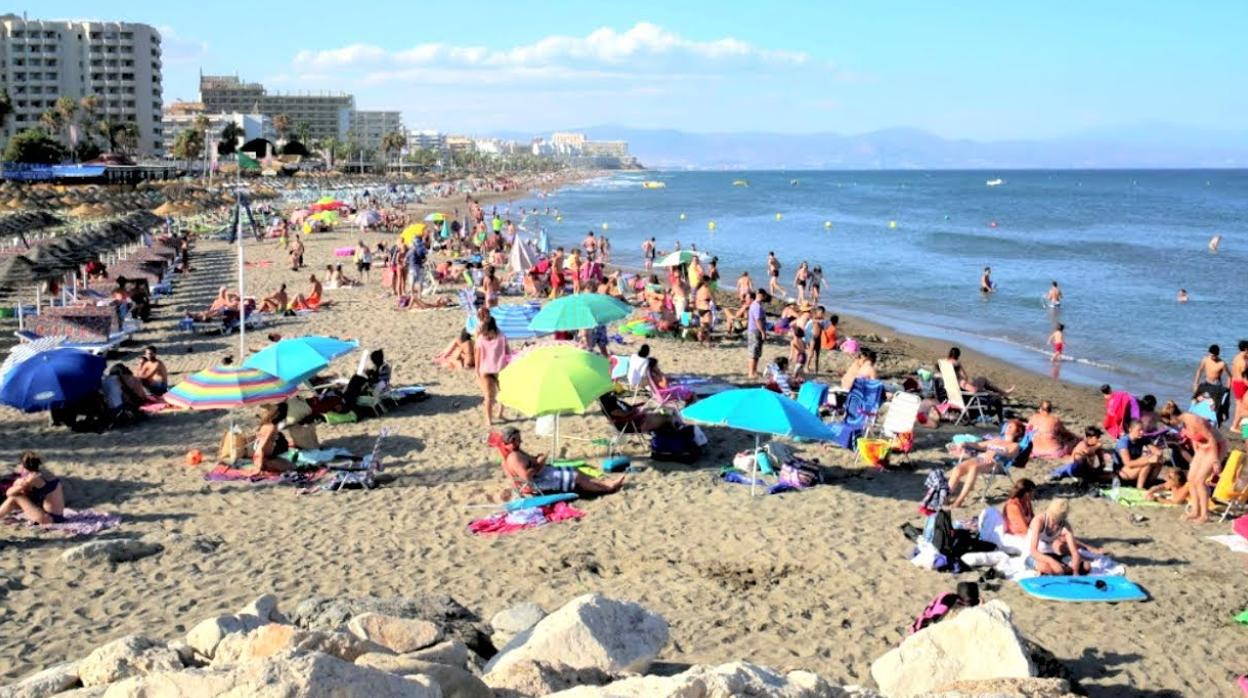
<box><xmin>37</xmin><ymin>1</ymin><xmax>1248</xmax><ymax>139</ymax></box>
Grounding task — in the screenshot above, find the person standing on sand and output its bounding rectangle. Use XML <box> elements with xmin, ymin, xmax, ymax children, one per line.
<box><xmin>746</xmin><ymin>289</ymin><xmax>768</xmax><ymax>379</ymax></box>
<box><xmin>1048</xmin><ymin>324</ymin><xmax>1065</xmax><ymax>363</ymax></box>
<box><xmin>793</xmin><ymin>262</ymin><xmax>810</xmax><ymax>304</ymax></box>
<box><xmin>642</xmin><ymin>237</ymin><xmax>656</xmax><ymax>272</ymax></box>
<box><xmin>1159</xmin><ymin>401</ymin><xmax>1226</xmax><ymax>523</ymax></box>
<box><xmin>767</xmin><ymin>252</ymin><xmax>786</xmax><ymax>299</ymax></box>
<box><xmin>1192</xmin><ymin>344</ymin><xmax>1229</xmax><ymax>423</ymax></box>
<box><xmin>736</xmin><ymin>271</ymin><xmax>754</xmax><ymax>304</ymax></box>
<box><xmin>582</xmin><ymin>231</ymin><xmax>597</xmax><ymax>258</ymax></box>
<box><xmin>1231</xmin><ymin>340</ymin><xmax>1248</xmax><ymax>430</ymax></box>
<box><xmin>474</xmin><ymin>316</ymin><xmax>510</xmax><ymax>428</ymax></box>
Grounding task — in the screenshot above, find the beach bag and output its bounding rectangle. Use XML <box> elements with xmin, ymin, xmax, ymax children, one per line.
<box><xmin>650</xmin><ymin>425</ymin><xmax>702</xmax><ymax>464</ymax></box>
<box><xmin>779</xmin><ymin>460</ymin><xmax>822</xmax><ymax>489</ymax></box>
<box><xmin>909</xmin><ymin>582</ymin><xmax>980</xmax><ymax>635</ymax></box>
<box><xmin>218</xmin><ymin>429</ymin><xmax>250</xmax><ymax>464</ymax></box>
<box><xmin>857</xmin><ymin>438</ymin><xmax>891</xmax><ymax>468</ymax></box>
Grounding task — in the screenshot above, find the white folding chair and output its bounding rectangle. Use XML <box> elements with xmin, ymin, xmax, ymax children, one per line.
<box><xmin>937</xmin><ymin>359</ymin><xmax>989</xmax><ymax>426</ymax></box>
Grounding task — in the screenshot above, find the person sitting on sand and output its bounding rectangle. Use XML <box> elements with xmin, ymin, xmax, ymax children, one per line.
<box><xmin>1113</xmin><ymin>419</ymin><xmax>1167</xmax><ymax>488</ymax></box>
<box><xmin>1159</xmin><ymin>401</ymin><xmax>1226</xmax><ymax>523</ymax></box>
<box><xmin>764</xmin><ymin>356</ymin><xmax>797</xmax><ymax>398</ymax></box>
<box><xmin>1002</xmin><ymin>478</ymin><xmax>1036</xmax><ymax>535</ymax></box>
<box><xmin>251</xmin><ymin>403</ymin><xmax>292</xmax><ymax>474</ymax></box>
<box><xmin>289</xmin><ymin>275</ymin><xmax>323</xmax><ymax>311</ymax></box>
<box><xmin>600</xmin><ymin>393</ymin><xmax>676</xmax><ymax>433</ymax></box>
<box><xmin>1027</xmin><ymin>400</ymin><xmax>1078</xmax><ymax>459</ymax></box>
<box><xmin>1027</xmin><ymin>499</ymin><xmax>1101</xmax><ymax>576</ymax></box>
<box><xmin>434</xmin><ymin>330</ymin><xmax>475</xmax><ymax>370</ymax></box>
<box><xmin>134</xmin><ymin>345</ymin><xmax>168</xmax><ymax>396</ymax></box>
<box><xmin>1144</xmin><ymin>467</ymin><xmax>1192</xmax><ymax>505</ymax></box>
<box><xmin>259</xmin><ymin>284</ymin><xmax>289</xmax><ymax>314</ymax></box>
<box><xmin>499</xmin><ymin>427</ymin><xmax>624</xmax><ymax>495</ymax></box>
<box><xmin>947</xmin><ymin>419</ymin><xmax>1025</xmax><ymax>508</ymax></box>
<box><xmin>840</xmin><ymin>348</ymin><xmax>879</xmax><ymax>392</ymax></box>
<box><xmin>0</xmin><ymin>451</ymin><xmax>65</xmax><ymax>525</ymax></box>
<box><xmin>1049</xmin><ymin>426</ymin><xmax>1108</xmax><ymax>481</ymax></box>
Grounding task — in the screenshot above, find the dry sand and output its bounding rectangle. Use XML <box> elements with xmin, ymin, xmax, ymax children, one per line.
<box><xmin>0</xmin><ymin>185</ymin><xmax>1242</xmax><ymax>696</ymax></box>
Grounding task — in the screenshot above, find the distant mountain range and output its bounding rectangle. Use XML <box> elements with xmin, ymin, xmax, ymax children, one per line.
<box><xmin>490</xmin><ymin>124</ymin><xmax>1248</xmax><ymax>169</ymax></box>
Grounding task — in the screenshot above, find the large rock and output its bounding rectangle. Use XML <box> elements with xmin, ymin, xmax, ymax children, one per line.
<box><xmin>348</xmin><ymin>613</ymin><xmax>442</xmax><ymax>653</ymax></box>
<box><xmin>925</xmin><ymin>677</ymin><xmax>1078</xmax><ymax>697</ymax></box>
<box><xmin>78</xmin><ymin>636</ymin><xmax>183</xmax><ymax>687</ymax></box>
<box><xmin>211</xmin><ymin>623</ymin><xmax>382</xmax><ymax>666</ymax></box>
<box><xmin>546</xmin><ymin>661</ymin><xmax>853</xmax><ymax>697</ymax></box>
<box><xmin>407</xmin><ymin>640</ymin><xmax>469</xmax><ymax>669</ymax></box>
<box><xmin>484</xmin><ymin>594</ymin><xmax>668</xmax><ymax>676</ymax></box>
<box><xmin>0</xmin><ymin>660</ymin><xmax>81</xmax><ymax>698</ymax></box>
<box><xmin>482</xmin><ymin>660</ymin><xmax>613</xmax><ymax>698</ymax></box>
<box><xmin>870</xmin><ymin>600</ymin><xmax>1034</xmax><ymax>698</ymax></box>
<box><xmin>43</xmin><ymin>689</ymin><xmax>105</xmax><ymax>698</ymax></box>
<box><xmin>60</xmin><ymin>539</ymin><xmax>163</xmax><ymax>566</ymax></box>
<box><xmin>489</xmin><ymin>602</ymin><xmax>546</xmax><ymax>648</ymax></box>
<box><xmin>238</xmin><ymin>594</ymin><xmax>287</xmax><ymax>624</ymax></box>
<box><xmin>400</xmin><ymin>662</ymin><xmax>490</xmax><ymax>698</ymax></box>
<box><xmin>102</xmin><ymin>649</ymin><xmax>441</xmax><ymax>698</ymax></box>
<box><xmin>292</xmin><ymin>594</ymin><xmax>492</xmax><ymax>657</ymax></box>
<box><xmin>184</xmin><ymin>613</ymin><xmax>265</xmax><ymax>659</ymax></box>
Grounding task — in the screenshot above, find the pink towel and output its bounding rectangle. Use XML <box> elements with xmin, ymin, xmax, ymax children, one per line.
<box><xmin>468</xmin><ymin>502</ymin><xmax>584</xmax><ymax>535</ymax></box>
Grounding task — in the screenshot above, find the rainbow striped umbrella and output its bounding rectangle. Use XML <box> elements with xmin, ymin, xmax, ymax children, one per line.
<box><xmin>165</xmin><ymin>365</ymin><xmax>298</xmax><ymax>411</ymax></box>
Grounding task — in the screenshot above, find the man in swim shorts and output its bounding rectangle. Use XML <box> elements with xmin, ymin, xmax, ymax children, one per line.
<box><xmin>500</xmin><ymin>427</ymin><xmax>623</xmax><ymax>495</ymax></box>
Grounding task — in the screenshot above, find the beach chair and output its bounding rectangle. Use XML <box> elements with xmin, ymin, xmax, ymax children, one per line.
<box><xmin>323</xmin><ymin>428</ymin><xmax>392</xmax><ymax>491</ymax></box>
<box><xmin>599</xmin><ymin>393</ymin><xmax>654</xmax><ymax>456</ymax></box>
<box><xmin>869</xmin><ymin>391</ymin><xmax>922</xmax><ymax>461</ymax></box>
<box><xmin>979</xmin><ymin>433</ymin><xmax>1033</xmax><ymax>501</ymax></box>
<box><xmin>1211</xmin><ymin>449</ymin><xmax>1248</xmax><ymax>521</ymax></box>
<box><xmin>826</xmin><ymin>378</ymin><xmax>886</xmax><ymax>450</ymax></box>
<box><xmin>937</xmin><ymin>359</ymin><xmax>990</xmax><ymax>426</ymax></box>
<box><xmin>797</xmin><ymin>381</ymin><xmax>829</xmax><ymax>416</ymax></box>
<box><xmin>14</xmin><ymin>329</ymin><xmax>126</xmax><ymax>357</ymax></box>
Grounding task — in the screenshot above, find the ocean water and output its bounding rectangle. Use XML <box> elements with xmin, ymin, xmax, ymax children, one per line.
<box><xmin>516</xmin><ymin>170</ymin><xmax>1248</xmax><ymax>399</ymax></box>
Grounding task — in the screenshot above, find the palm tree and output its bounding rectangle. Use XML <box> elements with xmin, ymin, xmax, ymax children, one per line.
<box><xmin>170</xmin><ymin>128</ymin><xmax>204</xmax><ymax>168</ymax></box>
<box><xmin>40</xmin><ymin>109</ymin><xmax>64</xmax><ymax>137</ymax></box>
<box><xmin>94</xmin><ymin>118</ymin><xmax>118</xmax><ymax>151</ymax></box>
<box><xmin>380</xmin><ymin>131</ymin><xmax>407</xmax><ymax>170</ymax></box>
<box><xmin>295</xmin><ymin>121</ymin><xmax>311</xmax><ymax>145</ymax></box>
<box><xmin>114</xmin><ymin>123</ymin><xmax>139</xmax><ymax>155</ymax></box>
<box><xmin>219</xmin><ymin>122</ymin><xmax>244</xmax><ymax>155</ymax></box>
<box><xmin>273</xmin><ymin>113</ymin><xmax>291</xmax><ymax>140</ymax></box>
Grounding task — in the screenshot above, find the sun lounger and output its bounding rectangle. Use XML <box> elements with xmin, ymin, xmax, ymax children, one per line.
<box><xmin>14</xmin><ymin>328</ymin><xmax>127</xmax><ymax>356</ymax></box>
<box><xmin>1212</xmin><ymin>449</ymin><xmax>1248</xmax><ymax>521</ymax></box>
<box><xmin>937</xmin><ymin>359</ymin><xmax>990</xmax><ymax>426</ymax></box>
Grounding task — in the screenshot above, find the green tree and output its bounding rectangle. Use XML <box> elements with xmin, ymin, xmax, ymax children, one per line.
<box><xmin>39</xmin><ymin>109</ymin><xmax>64</xmax><ymax>136</ymax></box>
<box><xmin>54</xmin><ymin>96</ymin><xmax>78</xmax><ymax>140</ymax></box>
<box><xmin>219</xmin><ymin>122</ymin><xmax>244</xmax><ymax>155</ymax></box>
<box><xmin>94</xmin><ymin>118</ymin><xmax>119</xmax><ymax>151</ymax></box>
<box><xmin>0</xmin><ymin>91</ymin><xmax>13</xmax><ymax>132</ymax></box>
<box><xmin>273</xmin><ymin>113</ymin><xmax>291</xmax><ymax>139</ymax></box>
<box><xmin>170</xmin><ymin>128</ymin><xmax>204</xmax><ymax>166</ymax></box>
<box><xmin>3</xmin><ymin>128</ymin><xmax>68</xmax><ymax>164</ymax></box>
<box><xmin>380</xmin><ymin>131</ymin><xmax>407</xmax><ymax>169</ymax></box>
<box><xmin>114</xmin><ymin>123</ymin><xmax>139</xmax><ymax>155</ymax></box>
<box><xmin>294</xmin><ymin>121</ymin><xmax>311</xmax><ymax>144</ymax></box>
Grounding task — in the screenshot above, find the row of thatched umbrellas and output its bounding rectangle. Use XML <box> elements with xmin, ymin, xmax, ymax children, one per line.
<box><xmin>0</xmin><ymin>211</ymin><xmax>161</xmax><ymax>290</ymax></box>
<box><xmin>0</xmin><ymin>181</ymin><xmax>281</xmax><ymax>220</ymax></box>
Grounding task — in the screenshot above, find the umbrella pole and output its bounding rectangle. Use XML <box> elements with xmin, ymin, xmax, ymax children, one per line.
<box><xmin>751</xmin><ymin>433</ymin><xmax>759</xmax><ymax>497</ymax></box>
<box><xmin>236</xmin><ymin>191</ymin><xmax>246</xmax><ymax>362</ymax></box>
<box><xmin>35</xmin><ymin>286</ymin><xmax>41</xmax><ymax>316</ymax></box>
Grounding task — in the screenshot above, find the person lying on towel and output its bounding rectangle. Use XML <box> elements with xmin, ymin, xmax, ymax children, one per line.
<box><xmin>499</xmin><ymin>427</ymin><xmax>624</xmax><ymax>496</ymax></box>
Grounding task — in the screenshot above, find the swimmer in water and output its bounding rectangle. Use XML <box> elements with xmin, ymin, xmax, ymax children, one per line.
<box><xmin>1048</xmin><ymin>323</ymin><xmax>1065</xmax><ymax>363</ymax></box>
<box><xmin>1045</xmin><ymin>281</ymin><xmax>1063</xmax><ymax>307</ymax></box>
<box><xmin>980</xmin><ymin>266</ymin><xmax>995</xmax><ymax>294</ymax></box>
<box><xmin>1209</xmin><ymin>235</ymin><xmax>1222</xmax><ymax>253</ymax></box>
<box><xmin>1177</xmin><ymin>289</ymin><xmax>1189</xmax><ymax>303</ymax></box>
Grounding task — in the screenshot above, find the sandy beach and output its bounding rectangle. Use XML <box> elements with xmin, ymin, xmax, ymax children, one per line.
<box><xmin>0</xmin><ymin>182</ymin><xmax>1241</xmax><ymax>696</ymax></box>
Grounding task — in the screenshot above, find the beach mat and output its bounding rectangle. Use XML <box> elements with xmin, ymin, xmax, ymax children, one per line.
<box><xmin>1101</xmin><ymin>487</ymin><xmax>1165</xmax><ymax>507</ymax></box>
<box><xmin>1018</xmin><ymin>575</ymin><xmax>1146</xmax><ymax>603</ymax></box>
<box><xmin>468</xmin><ymin>501</ymin><xmax>584</xmax><ymax>535</ymax></box>
<box><xmin>204</xmin><ymin>463</ymin><xmax>328</xmax><ymax>485</ymax></box>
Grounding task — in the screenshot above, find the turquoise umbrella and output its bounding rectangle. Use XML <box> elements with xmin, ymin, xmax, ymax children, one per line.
<box><xmin>243</xmin><ymin>336</ymin><xmax>359</xmax><ymax>384</ymax></box>
<box><xmin>528</xmin><ymin>293</ymin><xmax>632</xmax><ymax>333</ymax></box>
<box><xmin>680</xmin><ymin>388</ymin><xmax>838</xmax><ymax>495</ymax></box>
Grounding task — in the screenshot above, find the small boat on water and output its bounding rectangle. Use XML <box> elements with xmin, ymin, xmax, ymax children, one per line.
<box><xmin>790</xmin><ymin>178</ymin><xmax>799</xmax><ymax>186</ymax></box>
<box><xmin>986</xmin><ymin>178</ymin><xmax>1004</xmax><ymax>187</ymax></box>
<box><xmin>732</xmin><ymin>179</ymin><xmax>749</xmax><ymax>187</ymax></box>
<box><xmin>641</xmin><ymin>181</ymin><xmax>666</xmax><ymax>189</ymax></box>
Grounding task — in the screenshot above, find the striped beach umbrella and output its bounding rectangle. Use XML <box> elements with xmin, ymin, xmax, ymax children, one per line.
<box><xmin>466</xmin><ymin>301</ymin><xmax>545</xmax><ymax>339</ymax></box>
<box><xmin>165</xmin><ymin>366</ymin><xmax>298</xmax><ymax>411</ymax></box>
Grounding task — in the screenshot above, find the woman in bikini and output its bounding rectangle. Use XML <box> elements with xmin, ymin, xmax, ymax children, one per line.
<box><xmin>1002</xmin><ymin>478</ymin><xmax>1036</xmax><ymax>535</ymax></box>
<box><xmin>434</xmin><ymin>330</ymin><xmax>475</xmax><ymax>370</ymax></box>
<box><xmin>252</xmin><ymin>404</ymin><xmax>292</xmax><ymax>474</ymax></box>
<box><xmin>947</xmin><ymin>419</ymin><xmax>1025</xmax><ymax>508</ymax></box>
<box><xmin>0</xmin><ymin>451</ymin><xmax>65</xmax><ymax>525</ymax></box>
<box><xmin>1027</xmin><ymin>400</ymin><xmax>1078</xmax><ymax>459</ymax></box>
<box><xmin>1160</xmin><ymin>401</ymin><xmax>1226</xmax><ymax>522</ymax></box>
<box><xmin>480</xmin><ymin>266</ymin><xmax>502</xmax><ymax>308</ymax></box>
<box><xmin>1027</xmin><ymin>499</ymin><xmax>1099</xmax><ymax>575</ymax></box>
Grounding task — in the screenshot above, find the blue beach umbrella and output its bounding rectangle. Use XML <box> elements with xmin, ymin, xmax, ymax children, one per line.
<box><xmin>243</xmin><ymin>336</ymin><xmax>359</xmax><ymax>384</ymax></box>
<box><xmin>1</xmin><ymin>348</ymin><xmax>105</xmax><ymax>413</ymax></box>
<box><xmin>467</xmin><ymin>302</ymin><xmax>545</xmax><ymax>339</ymax></box>
<box><xmin>527</xmin><ymin>293</ymin><xmax>632</xmax><ymax>333</ymax></box>
<box><xmin>680</xmin><ymin>388</ymin><xmax>839</xmax><ymax>495</ymax></box>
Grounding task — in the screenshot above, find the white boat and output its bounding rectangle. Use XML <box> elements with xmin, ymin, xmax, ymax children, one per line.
<box><xmin>986</xmin><ymin>178</ymin><xmax>1004</xmax><ymax>187</ymax></box>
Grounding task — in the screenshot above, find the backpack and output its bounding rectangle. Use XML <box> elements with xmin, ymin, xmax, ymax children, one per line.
<box><xmin>909</xmin><ymin>582</ymin><xmax>980</xmax><ymax>635</ymax></box>
<box><xmin>650</xmin><ymin>425</ymin><xmax>702</xmax><ymax>464</ymax></box>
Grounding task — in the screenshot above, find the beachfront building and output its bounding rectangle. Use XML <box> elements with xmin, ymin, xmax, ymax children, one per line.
<box><xmin>199</xmin><ymin>74</ymin><xmax>353</xmax><ymax>142</ymax></box>
<box><xmin>408</xmin><ymin>130</ymin><xmax>446</xmax><ymax>152</ymax></box>
<box><xmin>0</xmin><ymin>14</ymin><xmax>164</xmax><ymax>156</ymax></box>
<box><xmin>550</xmin><ymin>131</ymin><xmax>586</xmax><ymax>155</ymax></box>
<box><xmin>347</xmin><ymin>110</ymin><xmax>403</xmax><ymax>152</ymax></box>
<box><xmin>160</xmin><ymin>101</ymin><xmax>273</xmax><ymax>158</ymax></box>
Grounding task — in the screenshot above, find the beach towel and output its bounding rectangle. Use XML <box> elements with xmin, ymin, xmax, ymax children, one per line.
<box><xmin>204</xmin><ymin>464</ymin><xmax>328</xmax><ymax>485</ymax></box>
<box><xmin>1102</xmin><ymin>487</ymin><xmax>1166</xmax><ymax>507</ymax></box>
<box><xmin>467</xmin><ymin>501</ymin><xmax>584</xmax><ymax>535</ymax></box>
<box><xmin>5</xmin><ymin>508</ymin><xmax>121</xmax><ymax>536</ymax></box>
<box><xmin>282</xmin><ymin>447</ymin><xmax>353</xmax><ymax>466</ymax></box>
<box><xmin>1208</xmin><ymin>535</ymin><xmax>1248</xmax><ymax>555</ymax></box>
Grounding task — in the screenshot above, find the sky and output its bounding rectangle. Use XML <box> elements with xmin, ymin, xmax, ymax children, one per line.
<box><xmin>33</xmin><ymin>1</ymin><xmax>1248</xmax><ymax>140</ymax></box>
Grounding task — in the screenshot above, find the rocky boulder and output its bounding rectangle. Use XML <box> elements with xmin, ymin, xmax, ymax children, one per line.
<box><xmin>482</xmin><ymin>659</ymin><xmax>614</xmax><ymax>698</ymax></box>
<box><xmin>347</xmin><ymin>613</ymin><xmax>442</xmax><ymax>654</ymax></box>
<box><xmin>78</xmin><ymin>636</ymin><xmax>183</xmax><ymax>687</ymax></box>
<box><xmin>399</xmin><ymin>661</ymin><xmax>490</xmax><ymax>698</ymax></box>
<box><xmin>0</xmin><ymin>660</ymin><xmax>81</xmax><ymax>698</ymax></box>
<box><xmin>211</xmin><ymin>623</ymin><xmax>382</xmax><ymax>666</ymax></box>
<box><xmin>484</xmin><ymin>593</ymin><xmax>668</xmax><ymax>677</ymax></box>
<box><xmin>546</xmin><ymin>661</ymin><xmax>855</xmax><ymax>697</ymax></box>
<box><xmin>489</xmin><ymin>602</ymin><xmax>546</xmax><ymax>648</ymax></box>
<box><xmin>60</xmin><ymin>539</ymin><xmax>163</xmax><ymax>566</ymax></box>
<box><xmin>238</xmin><ymin>593</ymin><xmax>287</xmax><ymax>624</ymax></box>
<box><xmin>102</xmin><ymin>649</ymin><xmax>441</xmax><ymax>698</ymax></box>
<box><xmin>184</xmin><ymin>613</ymin><xmax>266</xmax><ymax>659</ymax></box>
<box><xmin>870</xmin><ymin>600</ymin><xmax>1034</xmax><ymax>698</ymax></box>
<box><xmin>292</xmin><ymin>594</ymin><xmax>492</xmax><ymax>658</ymax></box>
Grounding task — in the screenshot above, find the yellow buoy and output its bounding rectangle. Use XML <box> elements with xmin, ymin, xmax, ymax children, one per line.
<box><xmin>679</xmin><ymin>213</ymin><xmax>686</xmax><ymax>220</ymax></box>
<box><xmin>601</xmin><ymin>222</ymin><xmax>609</xmax><ymax>230</ymax></box>
<box><xmin>555</xmin><ymin>216</ymin><xmax>562</xmax><ymax>223</ymax></box>
<box><xmin>888</xmin><ymin>220</ymin><xmax>898</xmax><ymax>229</ymax></box>
<box><xmin>823</xmin><ymin>221</ymin><xmax>832</xmax><ymax>229</ymax></box>
<box><xmin>708</xmin><ymin>220</ymin><xmax>717</xmax><ymax>231</ymax></box>
<box><xmin>775</xmin><ymin>213</ymin><xmax>783</xmax><ymax>221</ymax></box>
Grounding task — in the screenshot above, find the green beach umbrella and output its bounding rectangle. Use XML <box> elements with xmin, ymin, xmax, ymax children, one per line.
<box><xmin>498</xmin><ymin>345</ymin><xmax>613</xmax><ymax>455</ymax></box>
<box><xmin>528</xmin><ymin>293</ymin><xmax>632</xmax><ymax>333</ymax></box>
<box><xmin>654</xmin><ymin>250</ymin><xmax>709</xmax><ymax>268</ymax></box>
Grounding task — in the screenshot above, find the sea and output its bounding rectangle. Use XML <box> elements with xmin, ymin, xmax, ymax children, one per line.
<box><xmin>513</xmin><ymin>170</ymin><xmax>1248</xmax><ymax>401</ymax></box>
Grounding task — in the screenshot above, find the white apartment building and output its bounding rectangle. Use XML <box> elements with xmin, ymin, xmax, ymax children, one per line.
<box><xmin>160</xmin><ymin>102</ymin><xmax>273</xmax><ymax>157</ymax></box>
<box><xmin>200</xmin><ymin>74</ymin><xmax>353</xmax><ymax>143</ymax></box>
<box><xmin>347</xmin><ymin>110</ymin><xmax>402</xmax><ymax>151</ymax></box>
<box><xmin>408</xmin><ymin>130</ymin><xmax>446</xmax><ymax>151</ymax></box>
<box><xmin>0</xmin><ymin>14</ymin><xmax>163</xmax><ymax>156</ymax></box>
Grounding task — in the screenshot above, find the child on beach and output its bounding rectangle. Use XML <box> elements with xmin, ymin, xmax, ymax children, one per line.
<box><xmin>789</xmin><ymin>326</ymin><xmax>808</xmax><ymax>376</ymax></box>
<box><xmin>1048</xmin><ymin>324</ymin><xmax>1065</xmax><ymax>363</ymax></box>
<box><xmin>1144</xmin><ymin>468</ymin><xmax>1191</xmax><ymax>505</ymax></box>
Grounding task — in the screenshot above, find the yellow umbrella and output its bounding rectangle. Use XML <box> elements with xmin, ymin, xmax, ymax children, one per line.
<box><xmin>400</xmin><ymin>223</ymin><xmax>426</xmax><ymax>245</ymax></box>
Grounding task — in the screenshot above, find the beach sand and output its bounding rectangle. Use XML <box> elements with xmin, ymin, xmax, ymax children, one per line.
<box><xmin>0</xmin><ymin>187</ymin><xmax>1241</xmax><ymax>696</ymax></box>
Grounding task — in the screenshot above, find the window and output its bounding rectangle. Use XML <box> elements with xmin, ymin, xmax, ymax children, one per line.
<box><xmin>121</xmin><ymin>46</ymin><xmax>133</xmax><ymax>54</ymax></box>
<box><xmin>44</xmin><ymin>31</ymin><xmax>56</xmax><ymax>39</ymax></box>
<box><xmin>121</xmin><ymin>32</ymin><xmax>133</xmax><ymax>40</ymax></box>
<box><xmin>14</xmin><ymin>72</ymin><xmax>25</xmax><ymax>81</ymax></box>
<box><xmin>125</xmin><ymin>100</ymin><xmax>135</xmax><ymax>108</ymax></box>
<box><xmin>14</xmin><ymin>114</ymin><xmax>25</xmax><ymax>122</ymax></box>
<box><xmin>47</xmin><ymin>72</ymin><xmax>57</xmax><ymax>81</ymax></box>
<box><xmin>90</xmin><ymin>32</ymin><xmax>100</xmax><ymax>40</ymax></box>
<box><xmin>11</xmin><ymin>30</ymin><xmax>23</xmax><ymax>38</ymax></box>
<box><xmin>45</xmin><ymin>58</ymin><xmax>55</xmax><ymax>67</ymax></box>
